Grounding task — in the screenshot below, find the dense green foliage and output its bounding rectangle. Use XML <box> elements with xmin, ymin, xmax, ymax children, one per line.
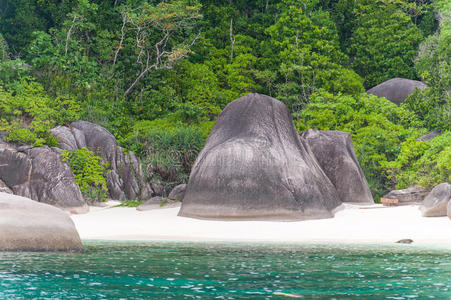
<box><xmin>0</xmin><ymin>0</ymin><xmax>449</xmax><ymax>198</ymax></box>
<box><xmin>0</xmin><ymin>80</ymin><xmax>80</xmax><ymax>146</ymax></box>
<box><xmin>383</xmin><ymin>131</ymin><xmax>451</xmax><ymax>189</ymax></box>
<box><xmin>404</xmin><ymin>0</ymin><xmax>451</xmax><ymax>131</ymax></box>
<box><xmin>124</xmin><ymin>118</ymin><xmax>210</xmax><ymax>193</ymax></box>
<box><xmin>61</xmin><ymin>147</ymin><xmax>108</xmax><ymax>201</ymax></box>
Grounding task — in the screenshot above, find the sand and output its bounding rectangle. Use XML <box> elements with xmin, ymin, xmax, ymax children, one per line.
<box><xmin>71</xmin><ymin>203</ymin><xmax>451</xmax><ymax>246</ymax></box>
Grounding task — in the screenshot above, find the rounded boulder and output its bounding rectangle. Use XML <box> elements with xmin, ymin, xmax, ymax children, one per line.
<box><xmin>300</xmin><ymin>129</ymin><xmax>373</xmax><ymax>203</ymax></box>
<box><xmin>178</xmin><ymin>93</ymin><xmax>341</xmax><ymax>220</ymax></box>
<box><xmin>366</xmin><ymin>78</ymin><xmax>426</xmax><ymax>105</ymax></box>
<box><xmin>0</xmin><ymin>192</ymin><xmax>83</xmax><ymax>252</ymax></box>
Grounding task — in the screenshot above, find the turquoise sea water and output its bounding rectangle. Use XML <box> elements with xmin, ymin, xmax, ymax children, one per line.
<box><xmin>1</xmin><ymin>241</ymin><xmax>451</xmax><ymax>299</ymax></box>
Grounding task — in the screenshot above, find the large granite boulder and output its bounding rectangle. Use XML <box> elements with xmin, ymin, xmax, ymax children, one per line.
<box><xmin>366</xmin><ymin>78</ymin><xmax>427</xmax><ymax>105</ymax></box>
<box><xmin>178</xmin><ymin>93</ymin><xmax>341</xmax><ymax>220</ymax></box>
<box><xmin>300</xmin><ymin>129</ymin><xmax>373</xmax><ymax>203</ymax></box>
<box><xmin>0</xmin><ymin>142</ymin><xmax>87</xmax><ymax>214</ymax></box>
<box><xmin>0</xmin><ymin>192</ymin><xmax>83</xmax><ymax>252</ymax></box>
<box><xmin>51</xmin><ymin>121</ymin><xmax>152</xmax><ymax>201</ymax></box>
<box><xmin>420</xmin><ymin>183</ymin><xmax>451</xmax><ymax>217</ymax></box>
<box><xmin>383</xmin><ymin>185</ymin><xmax>429</xmax><ymax>204</ymax></box>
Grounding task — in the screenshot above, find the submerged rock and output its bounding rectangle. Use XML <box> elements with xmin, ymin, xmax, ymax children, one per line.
<box><xmin>0</xmin><ymin>143</ymin><xmax>87</xmax><ymax>214</ymax></box>
<box><xmin>420</xmin><ymin>183</ymin><xmax>451</xmax><ymax>217</ymax></box>
<box><xmin>0</xmin><ymin>192</ymin><xmax>83</xmax><ymax>252</ymax></box>
<box><xmin>366</xmin><ymin>78</ymin><xmax>427</xmax><ymax>105</ymax></box>
<box><xmin>179</xmin><ymin>93</ymin><xmax>341</xmax><ymax>220</ymax></box>
<box><xmin>52</xmin><ymin>121</ymin><xmax>152</xmax><ymax>201</ymax></box>
<box><xmin>168</xmin><ymin>184</ymin><xmax>186</xmax><ymax>202</ymax></box>
<box><xmin>383</xmin><ymin>186</ymin><xmax>429</xmax><ymax>204</ymax></box>
<box><xmin>396</xmin><ymin>239</ymin><xmax>414</xmax><ymax>244</ymax></box>
<box><xmin>300</xmin><ymin>129</ymin><xmax>373</xmax><ymax>203</ymax></box>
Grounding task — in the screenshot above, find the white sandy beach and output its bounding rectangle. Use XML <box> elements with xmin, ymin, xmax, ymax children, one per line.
<box><xmin>71</xmin><ymin>203</ymin><xmax>451</xmax><ymax>246</ymax></box>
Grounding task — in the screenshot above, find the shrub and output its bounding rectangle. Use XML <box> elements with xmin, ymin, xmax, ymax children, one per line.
<box><xmin>382</xmin><ymin>131</ymin><xmax>451</xmax><ymax>188</ymax></box>
<box><xmin>124</xmin><ymin>120</ymin><xmax>208</xmax><ymax>193</ymax></box>
<box><xmin>0</xmin><ymin>81</ymin><xmax>80</xmax><ymax>146</ymax></box>
<box><xmin>61</xmin><ymin>147</ymin><xmax>108</xmax><ymax>201</ymax></box>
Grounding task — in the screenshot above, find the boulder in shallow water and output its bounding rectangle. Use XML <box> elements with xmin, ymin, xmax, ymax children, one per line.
<box><xmin>366</xmin><ymin>78</ymin><xmax>427</xmax><ymax>105</ymax></box>
<box><xmin>383</xmin><ymin>186</ymin><xmax>429</xmax><ymax>204</ymax></box>
<box><xmin>179</xmin><ymin>93</ymin><xmax>341</xmax><ymax>220</ymax></box>
<box><xmin>420</xmin><ymin>183</ymin><xmax>451</xmax><ymax>217</ymax></box>
<box><xmin>0</xmin><ymin>192</ymin><xmax>83</xmax><ymax>252</ymax></box>
<box><xmin>300</xmin><ymin>129</ymin><xmax>373</xmax><ymax>203</ymax></box>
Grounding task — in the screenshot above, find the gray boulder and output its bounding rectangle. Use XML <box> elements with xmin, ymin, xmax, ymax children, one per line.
<box><xmin>52</xmin><ymin>121</ymin><xmax>152</xmax><ymax>201</ymax></box>
<box><xmin>0</xmin><ymin>192</ymin><xmax>83</xmax><ymax>252</ymax></box>
<box><xmin>0</xmin><ymin>144</ymin><xmax>87</xmax><ymax>214</ymax></box>
<box><xmin>448</xmin><ymin>200</ymin><xmax>451</xmax><ymax>219</ymax></box>
<box><xmin>366</xmin><ymin>78</ymin><xmax>427</xmax><ymax>105</ymax></box>
<box><xmin>300</xmin><ymin>129</ymin><xmax>373</xmax><ymax>203</ymax></box>
<box><xmin>416</xmin><ymin>131</ymin><xmax>441</xmax><ymax>142</ymax></box>
<box><xmin>178</xmin><ymin>93</ymin><xmax>341</xmax><ymax>220</ymax></box>
<box><xmin>383</xmin><ymin>186</ymin><xmax>430</xmax><ymax>204</ymax></box>
<box><xmin>168</xmin><ymin>184</ymin><xmax>186</xmax><ymax>201</ymax></box>
<box><xmin>420</xmin><ymin>183</ymin><xmax>451</xmax><ymax>217</ymax></box>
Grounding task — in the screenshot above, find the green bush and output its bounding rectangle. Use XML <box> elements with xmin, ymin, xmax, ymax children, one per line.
<box><xmin>0</xmin><ymin>81</ymin><xmax>80</xmax><ymax>146</ymax></box>
<box><xmin>124</xmin><ymin>120</ymin><xmax>208</xmax><ymax>192</ymax></box>
<box><xmin>61</xmin><ymin>147</ymin><xmax>108</xmax><ymax>201</ymax></box>
<box><xmin>382</xmin><ymin>131</ymin><xmax>451</xmax><ymax>189</ymax></box>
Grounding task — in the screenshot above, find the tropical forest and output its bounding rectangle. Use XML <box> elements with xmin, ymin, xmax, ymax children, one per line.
<box><xmin>0</xmin><ymin>0</ymin><xmax>450</xmax><ymax>201</ymax></box>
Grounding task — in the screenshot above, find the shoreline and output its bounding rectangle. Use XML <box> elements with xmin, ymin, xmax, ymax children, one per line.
<box><xmin>71</xmin><ymin>203</ymin><xmax>451</xmax><ymax>247</ymax></box>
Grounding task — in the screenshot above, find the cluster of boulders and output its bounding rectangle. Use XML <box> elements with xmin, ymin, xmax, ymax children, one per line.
<box><xmin>51</xmin><ymin>120</ymin><xmax>153</xmax><ymax>201</ymax></box>
<box><xmin>1</xmin><ymin>83</ymin><xmax>447</xmax><ymax>252</ymax></box>
<box><xmin>0</xmin><ymin>120</ymin><xmax>154</xmax><ymax>214</ymax></box>
<box><xmin>178</xmin><ymin>93</ymin><xmax>373</xmax><ymax>220</ymax></box>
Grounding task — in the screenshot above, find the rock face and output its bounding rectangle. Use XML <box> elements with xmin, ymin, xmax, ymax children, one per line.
<box><xmin>448</xmin><ymin>200</ymin><xmax>451</xmax><ymax>219</ymax></box>
<box><xmin>0</xmin><ymin>142</ymin><xmax>88</xmax><ymax>214</ymax></box>
<box><xmin>383</xmin><ymin>186</ymin><xmax>429</xmax><ymax>204</ymax></box>
<box><xmin>51</xmin><ymin>121</ymin><xmax>152</xmax><ymax>201</ymax></box>
<box><xmin>178</xmin><ymin>93</ymin><xmax>341</xmax><ymax>220</ymax></box>
<box><xmin>168</xmin><ymin>184</ymin><xmax>186</xmax><ymax>201</ymax></box>
<box><xmin>0</xmin><ymin>192</ymin><xmax>83</xmax><ymax>252</ymax></box>
<box><xmin>366</xmin><ymin>78</ymin><xmax>427</xmax><ymax>105</ymax></box>
<box><xmin>420</xmin><ymin>183</ymin><xmax>451</xmax><ymax>217</ymax></box>
<box><xmin>416</xmin><ymin>131</ymin><xmax>441</xmax><ymax>142</ymax></box>
<box><xmin>300</xmin><ymin>129</ymin><xmax>373</xmax><ymax>203</ymax></box>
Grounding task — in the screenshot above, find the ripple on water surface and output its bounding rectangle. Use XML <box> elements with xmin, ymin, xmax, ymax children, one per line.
<box><xmin>0</xmin><ymin>242</ymin><xmax>451</xmax><ymax>299</ymax></box>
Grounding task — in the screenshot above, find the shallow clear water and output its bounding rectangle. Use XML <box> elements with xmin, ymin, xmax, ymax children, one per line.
<box><xmin>1</xmin><ymin>241</ymin><xmax>451</xmax><ymax>299</ymax></box>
